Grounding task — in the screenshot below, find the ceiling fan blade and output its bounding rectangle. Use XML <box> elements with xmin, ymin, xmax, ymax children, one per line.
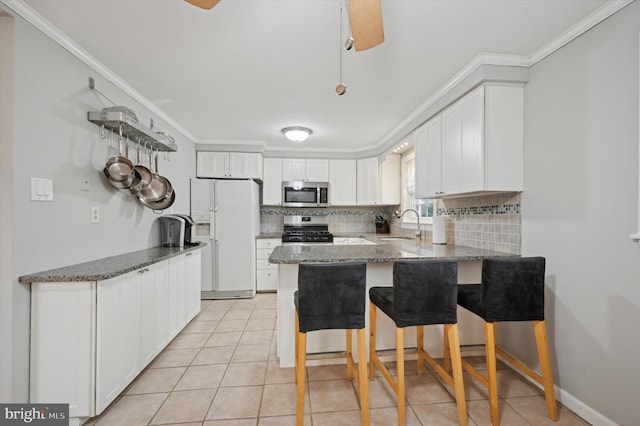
<box><xmin>184</xmin><ymin>0</ymin><xmax>221</xmax><ymax>10</ymax></box>
<box><xmin>347</xmin><ymin>0</ymin><xmax>384</xmax><ymax>52</ymax></box>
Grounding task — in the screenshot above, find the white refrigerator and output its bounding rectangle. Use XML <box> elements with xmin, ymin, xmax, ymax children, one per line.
<box><xmin>190</xmin><ymin>178</ymin><xmax>259</xmax><ymax>299</ymax></box>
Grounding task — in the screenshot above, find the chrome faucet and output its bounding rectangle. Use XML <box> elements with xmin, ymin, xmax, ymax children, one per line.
<box><xmin>394</xmin><ymin>209</ymin><xmax>421</xmax><ymax>239</ymax></box>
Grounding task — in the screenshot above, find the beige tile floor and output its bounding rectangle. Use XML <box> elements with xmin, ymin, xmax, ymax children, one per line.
<box><xmin>86</xmin><ymin>293</ymin><xmax>590</xmax><ymax>426</ymax></box>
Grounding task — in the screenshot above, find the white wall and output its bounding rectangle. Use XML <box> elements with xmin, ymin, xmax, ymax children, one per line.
<box><xmin>7</xmin><ymin>13</ymin><xmax>196</xmax><ymax>401</ymax></box>
<box><xmin>514</xmin><ymin>2</ymin><xmax>640</xmax><ymax>425</ymax></box>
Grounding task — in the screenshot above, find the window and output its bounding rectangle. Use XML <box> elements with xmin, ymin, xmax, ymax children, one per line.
<box><xmin>401</xmin><ymin>149</ymin><xmax>433</xmax><ymax>226</ymax></box>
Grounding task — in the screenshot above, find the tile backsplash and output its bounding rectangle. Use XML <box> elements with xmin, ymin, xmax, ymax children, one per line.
<box><xmin>438</xmin><ymin>192</ymin><xmax>521</xmax><ymax>254</ymax></box>
<box><xmin>260</xmin><ymin>206</ymin><xmax>395</xmax><ymax>234</ymax></box>
<box><xmin>260</xmin><ymin>192</ymin><xmax>521</xmax><ymax>254</ymax></box>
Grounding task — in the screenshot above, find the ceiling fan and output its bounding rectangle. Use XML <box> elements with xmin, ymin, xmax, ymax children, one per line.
<box><xmin>184</xmin><ymin>0</ymin><xmax>384</xmax><ymax>52</ymax></box>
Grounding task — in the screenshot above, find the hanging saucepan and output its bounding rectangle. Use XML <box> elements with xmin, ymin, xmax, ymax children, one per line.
<box><xmin>143</xmin><ymin>190</ymin><xmax>176</xmax><ymax>211</ymax></box>
<box><xmin>137</xmin><ymin>150</ymin><xmax>169</xmax><ymax>204</ymax></box>
<box><xmin>104</xmin><ymin>127</ymin><xmax>134</xmax><ymax>182</ymax></box>
<box><xmin>127</xmin><ymin>142</ymin><xmax>151</xmax><ymax>195</ymax></box>
<box><xmin>103</xmin><ymin>132</ymin><xmax>137</xmax><ymax>190</ymax></box>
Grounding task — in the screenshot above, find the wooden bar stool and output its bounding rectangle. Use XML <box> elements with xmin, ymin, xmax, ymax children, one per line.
<box><xmin>456</xmin><ymin>257</ymin><xmax>558</xmax><ymax>425</ymax></box>
<box><xmin>294</xmin><ymin>262</ymin><xmax>369</xmax><ymax>426</ymax></box>
<box><xmin>369</xmin><ymin>259</ymin><xmax>467</xmax><ymax>426</ymax></box>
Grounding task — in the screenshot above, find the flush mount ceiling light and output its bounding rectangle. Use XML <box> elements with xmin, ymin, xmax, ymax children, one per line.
<box><xmin>282</xmin><ymin>126</ymin><xmax>313</xmax><ymax>142</ymax></box>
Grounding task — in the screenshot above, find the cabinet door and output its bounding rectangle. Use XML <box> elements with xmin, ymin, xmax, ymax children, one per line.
<box><xmin>167</xmin><ymin>255</ymin><xmax>187</xmax><ymax>340</ymax></box>
<box><xmin>185</xmin><ymin>250</ymin><xmax>202</xmax><ymax>321</ymax></box>
<box><xmin>140</xmin><ymin>262</ymin><xmax>168</xmax><ymax>366</ymax></box>
<box><xmin>282</xmin><ymin>158</ymin><xmax>306</xmax><ymax>181</ymax></box>
<box><xmin>357</xmin><ymin>157</ymin><xmax>379</xmax><ymax>205</ymax></box>
<box><xmin>415</xmin><ymin>115</ymin><xmax>443</xmax><ymax>198</ymax></box>
<box><xmin>380</xmin><ymin>155</ymin><xmax>400</xmax><ymax>205</ymax></box>
<box><xmin>329</xmin><ymin>159</ymin><xmax>357</xmax><ymax>205</ymax></box>
<box><xmin>197</xmin><ymin>152</ymin><xmax>229</xmax><ymax>178</ymax></box>
<box><xmin>262</xmin><ymin>158</ymin><xmax>283</xmax><ymax>205</ymax></box>
<box><xmin>442</xmin><ymin>86</ymin><xmax>485</xmax><ymax>195</ymax></box>
<box><xmin>305</xmin><ymin>159</ymin><xmax>329</xmax><ymax>181</ymax></box>
<box><xmin>230</xmin><ymin>153</ymin><xmax>263</xmax><ymax>179</ymax></box>
<box><xmin>96</xmin><ymin>272</ymin><xmax>141</xmax><ymax>414</ymax></box>
<box><xmin>459</xmin><ymin>87</ymin><xmax>484</xmax><ymax>192</ymax></box>
<box><xmin>442</xmin><ymin>103</ymin><xmax>463</xmax><ymax>194</ymax></box>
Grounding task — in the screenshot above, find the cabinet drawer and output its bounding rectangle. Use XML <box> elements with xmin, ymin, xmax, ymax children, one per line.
<box><xmin>256</xmin><ymin>247</ymin><xmax>275</xmax><ymax>260</ymax></box>
<box><xmin>257</xmin><ymin>239</ymin><xmax>281</xmax><ymax>249</ymax></box>
<box><xmin>257</xmin><ymin>270</ymin><xmax>279</xmax><ymax>291</ymax></box>
<box><xmin>257</xmin><ymin>259</ymin><xmax>277</xmax><ymax>270</ymax></box>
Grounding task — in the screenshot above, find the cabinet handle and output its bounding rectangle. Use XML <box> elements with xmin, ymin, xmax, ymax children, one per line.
<box><xmin>186</xmin><ymin>252</ymin><xmax>192</xmax><ymax>257</ymax></box>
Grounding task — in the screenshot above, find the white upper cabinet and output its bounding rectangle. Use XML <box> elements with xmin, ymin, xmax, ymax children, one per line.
<box><xmin>415</xmin><ymin>84</ymin><xmax>523</xmax><ymax>198</ymax></box>
<box><xmin>329</xmin><ymin>159</ymin><xmax>357</xmax><ymax>205</ymax></box>
<box><xmin>197</xmin><ymin>152</ymin><xmax>263</xmax><ymax>179</ymax></box>
<box><xmin>282</xmin><ymin>158</ymin><xmax>329</xmax><ymax>182</ymax></box>
<box><xmin>282</xmin><ymin>158</ymin><xmax>306</xmax><ymax>181</ymax></box>
<box><xmin>197</xmin><ymin>152</ymin><xmax>229</xmax><ymax>178</ymax></box>
<box><xmin>229</xmin><ymin>153</ymin><xmax>263</xmax><ymax>179</ymax></box>
<box><xmin>415</xmin><ymin>114</ymin><xmax>443</xmax><ymax>198</ymax></box>
<box><xmin>262</xmin><ymin>158</ymin><xmax>283</xmax><ymax>205</ymax></box>
<box><xmin>357</xmin><ymin>157</ymin><xmax>380</xmax><ymax>205</ymax></box>
<box><xmin>380</xmin><ymin>154</ymin><xmax>401</xmax><ymax>205</ymax></box>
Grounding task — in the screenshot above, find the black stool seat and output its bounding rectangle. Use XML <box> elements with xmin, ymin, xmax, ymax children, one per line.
<box><xmin>294</xmin><ymin>261</ymin><xmax>366</xmax><ymax>332</ymax></box>
<box><xmin>294</xmin><ymin>261</ymin><xmax>369</xmax><ymax>426</ymax></box>
<box><xmin>369</xmin><ymin>259</ymin><xmax>467</xmax><ymax>426</ymax></box>
<box><xmin>457</xmin><ymin>257</ymin><xmax>545</xmax><ymax>322</ymax></box>
<box><xmin>456</xmin><ymin>257</ymin><xmax>557</xmax><ymax>426</ymax></box>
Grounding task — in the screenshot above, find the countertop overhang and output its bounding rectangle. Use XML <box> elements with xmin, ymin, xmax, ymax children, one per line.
<box><xmin>269</xmin><ymin>234</ymin><xmax>516</xmax><ymax>264</ymax></box>
<box><xmin>19</xmin><ymin>243</ymin><xmax>206</xmax><ymax>283</ymax></box>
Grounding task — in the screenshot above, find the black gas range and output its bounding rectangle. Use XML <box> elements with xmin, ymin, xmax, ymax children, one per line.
<box><xmin>281</xmin><ymin>216</ymin><xmax>334</xmax><ymax>244</ymax></box>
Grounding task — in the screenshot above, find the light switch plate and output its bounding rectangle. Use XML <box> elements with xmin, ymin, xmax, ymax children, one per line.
<box><xmin>30</xmin><ymin>178</ymin><xmax>53</xmax><ymax>201</ymax></box>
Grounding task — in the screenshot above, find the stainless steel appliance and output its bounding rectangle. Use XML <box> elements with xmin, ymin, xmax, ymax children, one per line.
<box><xmin>190</xmin><ymin>178</ymin><xmax>260</xmax><ymax>299</ymax></box>
<box><xmin>282</xmin><ymin>216</ymin><xmax>333</xmax><ymax>244</ymax></box>
<box><xmin>282</xmin><ymin>181</ymin><xmax>329</xmax><ymax>208</ymax></box>
<box><xmin>159</xmin><ymin>214</ymin><xmax>196</xmax><ymax>247</ymax></box>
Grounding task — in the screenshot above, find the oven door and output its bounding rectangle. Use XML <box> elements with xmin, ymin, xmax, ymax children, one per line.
<box><xmin>282</xmin><ymin>184</ymin><xmax>318</xmax><ymax>207</ymax></box>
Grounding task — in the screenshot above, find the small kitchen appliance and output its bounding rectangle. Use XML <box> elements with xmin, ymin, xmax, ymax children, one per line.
<box><xmin>282</xmin><ymin>181</ymin><xmax>329</xmax><ymax>208</ymax></box>
<box><xmin>159</xmin><ymin>214</ymin><xmax>196</xmax><ymax>247</ymax></box>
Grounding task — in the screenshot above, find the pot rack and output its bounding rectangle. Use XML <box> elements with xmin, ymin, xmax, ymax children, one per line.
<box><xmin>86</xmin><ymin>78</ymin><xmax>177</xmax><ymax>152</ymax></box>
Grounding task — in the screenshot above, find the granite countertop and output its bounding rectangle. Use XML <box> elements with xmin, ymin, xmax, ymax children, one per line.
<box><xmin>19</xmin><ymin>244</ymin><xmax>206</xmax><ymax>283</ymax></box>
<box><xmin>269</xmin><ymin>234</ymin><xmax>516</xmax><ymax>264</ymax></box>
<box><xmin>257</xmin><ymin>233</ymin><xmax>283</xmax><ymax>239</ymax></box>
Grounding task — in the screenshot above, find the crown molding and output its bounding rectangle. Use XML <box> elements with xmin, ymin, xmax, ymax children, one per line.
<box><xmin>0</xmin><ymin>0</ymin><xmax>197</xmax><ymax>144</ymax></box>
<box><xmin>529</xmin><ymin>0</ymin><xmax>635</xmax><ymax>65</ymax></box>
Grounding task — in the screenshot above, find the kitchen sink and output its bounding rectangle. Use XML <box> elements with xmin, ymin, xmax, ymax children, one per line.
<box><xmin>378</xmin><ymin>236</ymin><xmax>413</xmax><ymax>241</ymax></box>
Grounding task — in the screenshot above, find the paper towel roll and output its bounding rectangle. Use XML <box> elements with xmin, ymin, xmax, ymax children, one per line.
<box><xmin>432</xmin><ymin>216</ymin><xmax>447</xmax><ymax>245</ymax></box>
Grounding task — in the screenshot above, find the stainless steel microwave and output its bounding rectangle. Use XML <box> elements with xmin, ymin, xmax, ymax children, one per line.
<box><xmin>282</xmin><ymin>181</ymin><xmax>329</xmax><ymax>207</ymax></box>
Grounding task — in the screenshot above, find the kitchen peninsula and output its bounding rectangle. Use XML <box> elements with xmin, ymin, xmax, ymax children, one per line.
<box><xmin>269</xmin><ymin>236</ymin><xmax>517</xmax><ymax>367</ymax></box>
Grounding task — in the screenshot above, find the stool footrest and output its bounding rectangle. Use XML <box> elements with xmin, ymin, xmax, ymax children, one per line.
<box><xmin>419</xmin><ymin>348</ymin><xmax>454</xmax><ymax>388</ymax></box>
<box><xmin>495</xmin><ymin>346</ymin><xmax>544</xmax><ymax>386</ymax></box>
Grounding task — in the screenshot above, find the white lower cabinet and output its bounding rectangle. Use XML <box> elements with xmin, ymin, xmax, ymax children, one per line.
<box><xmin>96</xmin><ymin>271</ymin><xmax>141</xmax><ymax>413</ymax></box>
<box><xmin>140</xmin><ymin>262</ymin><xmax>168</xmax><ymax>367</ymax></box>
<box><xmin>29</xmin><ymin>249</ymin><xmax>203</xmax><ymax>422</ymax></box>
<box><xmin>186</xmin><ymin>250</ymin><xmax>202</xmax><ymax>320</ymax></box>
<box><xmin>256</xmin><ymin>238</ymin><xmax>281</xmax><ymax>291</ymax></box>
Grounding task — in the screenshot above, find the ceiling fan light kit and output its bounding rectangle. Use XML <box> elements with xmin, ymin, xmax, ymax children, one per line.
<box><xmin>282</xmin><ymin>127</ymin><xmax>313</xmax><ymax>142</ymax></box>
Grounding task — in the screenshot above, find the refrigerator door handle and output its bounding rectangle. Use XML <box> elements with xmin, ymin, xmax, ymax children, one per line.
<box><xmin>213</xmin><ymin>239</ymin><xmax>219</xmax><ymax>291</ymax></box>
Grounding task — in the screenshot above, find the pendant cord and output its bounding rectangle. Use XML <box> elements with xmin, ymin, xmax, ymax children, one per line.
<box><xmin>339</xmin><ymin>3</ymin><xmax>343</xmax><ymax>84</ymax></box>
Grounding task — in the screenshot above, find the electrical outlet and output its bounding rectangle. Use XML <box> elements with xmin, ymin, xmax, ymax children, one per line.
<box><xmin>91</xmin><ymin>207</ymin><xmax>100</xmax><ymax>224</ymax></box>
